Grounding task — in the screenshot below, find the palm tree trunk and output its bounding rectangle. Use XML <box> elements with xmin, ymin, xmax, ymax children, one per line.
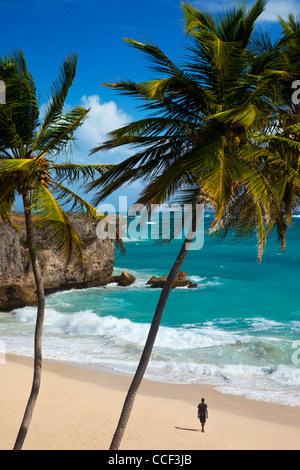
<box><xmin>13</xmin><ymin>189</ymin><xmax>45</xmax><ymax>450</ymax></box>
<box><xmin>109</xmin><ymin>206</ymin><xmax>202</xmax><ymax>450</ymax></box>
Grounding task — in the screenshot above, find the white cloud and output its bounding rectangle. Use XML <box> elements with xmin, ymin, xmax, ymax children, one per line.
<box><xmin>256</xmin><ymin>0</ymin><xmax>300</xmax><ymax>22</ymax></box>
<box><xmin>190</xmin><ymin>0</ymin><xmax>299</xmax><ymax>23</ymax></box>
<box><xmin>49</xmin><ymin>94</ymin><xmax>144</xmax><ymax>206</ymax></box>
<box><xmin>74</xmin><ymin>94</ymin><xmax>133</xmax><ymax>163</ymax></box>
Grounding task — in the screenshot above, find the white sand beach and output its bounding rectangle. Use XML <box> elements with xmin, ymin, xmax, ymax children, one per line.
<box><xmin>1</xmin><ymin>354</ymin><xmax>300</xmax><ymax>450</ymax></box>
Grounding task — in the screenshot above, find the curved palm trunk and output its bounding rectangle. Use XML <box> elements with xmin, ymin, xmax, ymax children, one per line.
<box><xmin>109</xmin><ymin>207</ymin><xmax>202</xmax><ymax>450</ymax></box>
<box><xmin>13</xmin><ymin>190</ymin><xmax>45</xmax><ymax>450</ymax></box>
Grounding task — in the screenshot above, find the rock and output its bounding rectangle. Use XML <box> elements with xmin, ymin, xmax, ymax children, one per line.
<box><xmin>188</xmin><ymin>281</ymin><xmax>197</xmax><ymax>288</ymax></box>
<box><xmin>108</xmin><ymin>271</ymin><xmax>136</xmax><ymax>287</ymax></box>
<box><xmin>83</xmin><ymin>270</ymin><xmax>136</xmax><ymax>288</ymax></box>
<box><xmin>146</xmin><ymin>275</ymin><xmax>168</xmax><ymax>288</ymax></box>
<box><xmin>146</xmin><ymin>271</ymin><xmax>197</xmax><ymax>289</ymax></box>
<box><xmin>0</xmin><ymin>213</ymin><xmax>116</xmax><ymax>311</ymax></box>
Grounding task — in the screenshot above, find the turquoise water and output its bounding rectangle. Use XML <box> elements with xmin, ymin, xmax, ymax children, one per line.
<box><xmin>1</xmin><ymin>213</ymin><xmax>300</xmax><ymax>406</ymax></box>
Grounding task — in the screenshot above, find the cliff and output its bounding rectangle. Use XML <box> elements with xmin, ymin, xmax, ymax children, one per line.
<box><xmin>0</xmin><ymin>213</ymin><xmax>116</xmax><ymax>311</ymax></box>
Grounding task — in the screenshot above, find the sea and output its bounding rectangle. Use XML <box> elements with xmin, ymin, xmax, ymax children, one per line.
<box><xmin>1</xmin><ymin>212</ymin><xmax>300</xmax><ymax>407</ymax></box>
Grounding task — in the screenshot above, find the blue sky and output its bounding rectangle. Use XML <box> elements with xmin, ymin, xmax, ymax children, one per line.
<box><xmin>1</xmin><ymin>0</ymin><xmax>299</xmax><ymax>210</ymax></box>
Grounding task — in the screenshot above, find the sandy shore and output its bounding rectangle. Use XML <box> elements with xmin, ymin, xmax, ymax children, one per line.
<box><xmin>1</xmin><ymin>354</ymin><xmax>300</xmax><ymax>450</ymax></box>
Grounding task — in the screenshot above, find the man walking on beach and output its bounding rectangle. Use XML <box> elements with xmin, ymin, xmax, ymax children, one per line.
<box><xmin>197</xmin><ymin>398</ymin><xmax>208</xmax><ymax>432</ymax></box>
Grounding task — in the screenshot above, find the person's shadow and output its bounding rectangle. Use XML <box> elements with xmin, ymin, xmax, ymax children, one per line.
<box><xmin>175</xmin><ymin>426</ymin><xmax>200</xmax><ymax>432</ymax></box>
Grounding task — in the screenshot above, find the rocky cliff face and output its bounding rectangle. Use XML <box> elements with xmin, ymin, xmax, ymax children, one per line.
<box><xmin>0</xmin><ymin>214</ymin><xmax>115</xmax><ymax>311</ymax></box>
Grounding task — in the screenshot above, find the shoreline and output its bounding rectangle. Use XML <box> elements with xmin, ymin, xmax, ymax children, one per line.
<box><xmin>1</xmin><ymin>354</ymin><xmax>300</xmax><ymax>450</ymax></box>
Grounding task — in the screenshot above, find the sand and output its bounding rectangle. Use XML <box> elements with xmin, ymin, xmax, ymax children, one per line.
<box><xmin>1</xmin><ymin>354</ymin><xmax>300</xmax><ymax>450</ymax></box>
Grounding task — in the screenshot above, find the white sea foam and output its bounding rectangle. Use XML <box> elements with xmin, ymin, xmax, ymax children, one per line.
<box><xmin>188</xmin><ymin>276</ymin><xmax>222</xmax><ymax>288</ymax></box>
<box><xmin>13</xmin><ymin>307</ymin><xmax>239</xmax><ymax>350</ymax></box>
<box><xmin>1</xmin><ymin>303</ymin><xmax>299</xmax><ymax>408</ymax></box>
<box><xmin>216</xmin><ymin>363</ymin><xmax>300</xmax><ymax>406</ymax></box>
<box><xmin>247</xmin><ymin>317</ymin><xmax>286</xmax><ymax>331</ymax></box>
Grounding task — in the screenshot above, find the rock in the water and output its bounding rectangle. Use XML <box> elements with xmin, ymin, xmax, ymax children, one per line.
<box><xmin>146</xmin><ymin>271</ymin><xmax>197</xmax><ymax>289</ymax></box>
<box><xmin>107</xmin><ymin>271</ymin><xmax>136</xmax><ymax>287</ymax></box>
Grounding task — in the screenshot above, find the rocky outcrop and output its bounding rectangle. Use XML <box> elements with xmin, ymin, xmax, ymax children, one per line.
<box><xmin>104</xmin><ymin>271</ymin><xmax>136</xmax><ymax>287</ymax></box>
<box><xmin>146</xmin><ymin>271</ymin><xmax>197</xmax><ymax>289</ymax></box>
<box><xmin>0</xmin><ymin>213</ymin><xmax>116</xmax><ymax>311</ymax></box>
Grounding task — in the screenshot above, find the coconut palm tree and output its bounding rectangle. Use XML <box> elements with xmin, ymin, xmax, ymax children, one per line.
<box><xmin>88</xmin><ymin>1</ymin><xmax>297</xmax><ymax>449</ymax></box>
<box><xmin>251</xmin><ymin>14</ymin><xmax>300</xmax><ymax>229</ymax></box>
<box><xmin>0</xmin><ymin>50</ymin><xmax>110</xmax><ymax>450</ymax></box>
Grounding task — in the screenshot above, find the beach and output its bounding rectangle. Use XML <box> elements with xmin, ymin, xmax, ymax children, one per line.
<box><xmin>1</xmin><ymin>354</ymin><xmax>300</xmax><ymax>451</ymax></box>
<box><xmin>1</xmin><ymin>0</ymin><xmax>300</xmax><ymax>454</ymax></box>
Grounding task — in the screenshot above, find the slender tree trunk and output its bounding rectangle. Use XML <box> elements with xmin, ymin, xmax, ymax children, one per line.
<box><xmin>109</xmin><ymin>206</ymin><xmax>202</xmax><ymax>450</ymax></box>
<box><xmin>13</xmin><ymin>190</ymin><xmax>46</xmax><ymax>450</ymax></box>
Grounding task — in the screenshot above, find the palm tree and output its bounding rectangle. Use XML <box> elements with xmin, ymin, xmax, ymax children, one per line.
<box><xmin>88</xmin><ymin>1</ymin><xmax>297</xmax><ymax>449</ymax></box>
<box><xmin>0</xmin><ymin>50</ymin><xmax>109</xmax><ymax>450</ymax></box>
<box><xmin>251</xmin><ymin>14</ymin><xmax>300</xmax><ymax>228</ymax></box>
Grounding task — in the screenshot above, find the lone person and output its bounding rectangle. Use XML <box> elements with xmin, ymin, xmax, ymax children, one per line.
<box><xmin>197</xmin><ymin>398</ymin><xmax>208</xmax><ymax>432</ymax></box>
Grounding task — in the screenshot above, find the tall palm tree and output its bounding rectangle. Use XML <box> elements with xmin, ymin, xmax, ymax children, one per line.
<box><xmin>88</xmin><ymin>1</ymin><xmax>296</xmax><ymax>449</ymax></box>
<box><xmin>0</xmin><ymin>50</ymin><xmax>109</xmax><ymax>450</ymax></box>
<box><xmin>251</xmin><ymin>14</ymin><xmax>300</xmax><ymax>228</ymax></box>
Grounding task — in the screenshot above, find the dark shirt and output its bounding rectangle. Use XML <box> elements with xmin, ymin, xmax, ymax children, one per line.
<box><xmin>198</xmin><ymin>403</ymin><xmax>207</xmax><ymax>415</ymax></box>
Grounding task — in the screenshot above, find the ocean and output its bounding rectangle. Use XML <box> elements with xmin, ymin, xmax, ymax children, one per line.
<box><xmin>1</xmin><ymin>213</ymin><xmax>300</xmax><ymax>407</ymax></box>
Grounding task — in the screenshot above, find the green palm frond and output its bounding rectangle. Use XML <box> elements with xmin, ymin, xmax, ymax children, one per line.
<box><xmin>212</xmin><ymin>102</ymin><xmax>268</xmax><ymax>129</ymax></box>
<box><xmin>278</xmin><ymin>13</ymin><xmax>300</xmax><ymax>34</ymax></box>
<box><xmin>209</xmin><ymin>188</ymin><xmax>270</xmax><ymax>262</ymax></box>
<box><xmin>31</xmin><ymin>183</ymin><xmax>83</xmax><ymax>263</ymax></box>
<box><xmin>0</xmin><ymin>181</ymin><xmax>15</xmax><ymax>221</ymax></box>
<box><xmin>256</xmin><ymin>133</ymin><xmax>300</xmax><ymax>150</ymax></box>
<box><xmin>90</xmin><ymin>117</ymin><xmax>196</xmax><ymax>158</ymax></box>
<box><xmin>0</xmin><ymin>158</ymin><xmax>37</xmax><ymax>171</ymax></box>
<box><xmin>0</xmin><ymin>50</ymin><xmax>39</xmax><ymax>152</ymax></box>
<box><xmin>183</xmin><ymin>0</ymin><xmax>267</xmax><ymax>45</ymax></box>
<box><xmin>182</xmin><ymin>3</ymin><xmax>216</xmax><ymax>35</ymax></box>
<box><xmin>139</xmin><ymin>73</ymin><xmax>210</xmax><ymax>108</ymax></box>
<box><xmin>33</xmin><ymin>106</ymin><xmax>89</xmax><ymax>156</ymax></box>
<box><xmin>123</xmin><ymin>38</ymin><xmax>182</xmax><ymax>76</ymax></box>
<box><xmin>50</xmin><ymin>180</ymin><xmax>101</xmax><ymax>219</ymax></box>
<box><xmin>53</xmin><ymin>162</ymin><xmax>114</xmax><ymax>186</ymax></box>
<box><xmin>0</xmin><ymin>158</ymin><xmax>40</xmax><ymax>186</ymax></box>
<box><xmin>50</xmin><ymin>180</ymin><xmax>125</xmax><ymax>253</ymax></box>
<box><xmin>40</xmin><ymin>54</ymin><xmax>78</xmax><ymax>131</ymax></box>
<box><xmin>0</xmin><ymin>104</ymin><xmax>25</xmax><ymax>156</ymax></box>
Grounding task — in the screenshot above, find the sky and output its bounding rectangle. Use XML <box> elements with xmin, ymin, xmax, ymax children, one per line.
<box><xmin>1</xmin><ymin>0</ymin><xmax>299</xmax><ymax>211</ymax></box>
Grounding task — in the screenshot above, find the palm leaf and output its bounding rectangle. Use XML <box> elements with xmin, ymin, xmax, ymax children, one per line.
<box><xmin>123</xmin><ymin>38</ymin><xmax>182</xmax><ymax>76</ymax></box>
<box><xmin>50</xmin><ymin>181</ymin><xmax>125</xmax><ymax>252</ymax></box>
<box><xmin>0</xmin><ymin>50</ymin><xmax>39</xmax><ymax>147</ymax></box>
<box><xmin>0</xmin><ymin>181</ymin><xmax>15</xmax><ymax>221</ymax></box>
<box><xmin>33</xmin><ymin>106</ymin><xmax>89</xmax><ymax>156</ymax></box>
<box><xmin>53</xmin><ymin>162</ymin><xmax>114</xmax><ymax>186</ymax></box>
<box><xmin>0</xmin><ymin>158</ymin><xmax>40</xmax><ymax>187</ymax></box>
<box><xmin>212</xmin><ymin>102</ymin><xmax>268</xmax><ymax>129</ymax></box>
<box><xmin>49</xmin><ymin>180</ymin><xmax>101</xmax><ymax>219</ymax></box>
<box><xmin>40</xmin><ymin>54</ymin><xmax>78</xmax><ymax>131</ymax></box>
<box><xmin>31</xmin><ymin>183</ymin><xmax>83</xmax><ymax>263</ymax></box>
